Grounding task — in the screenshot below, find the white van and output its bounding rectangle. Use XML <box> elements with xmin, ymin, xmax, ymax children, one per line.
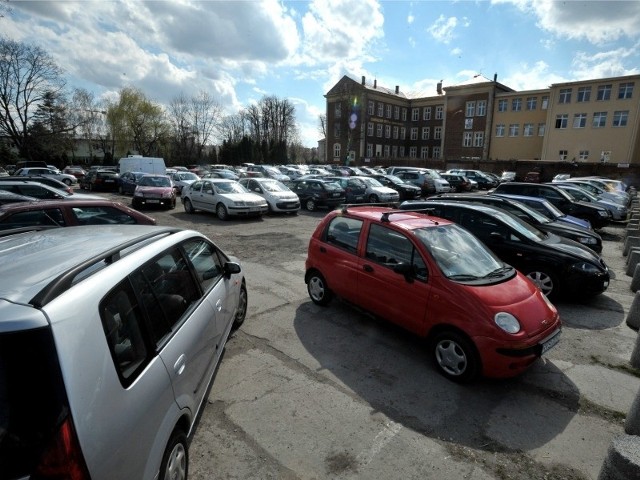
<box><xmin>119</xmin><ymin>155</ymin><xmax>166</xmax><ymax>175</ymax></box>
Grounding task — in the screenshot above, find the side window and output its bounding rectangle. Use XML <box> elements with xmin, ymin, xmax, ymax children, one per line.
<box><xmin>326</xmin><ymin>217</ymin><xmax>363</xmax><ymax>253</ymax></box>
<box><xmin>72</xmin><ymin>206</ymin><xmax>136</xmax><ymax>225</ymax></box>
<box><xmin>100</xmin><ymin>284</ymin><xmax>149</xmax><ymax>386</ymax></box>
<box><xmin>0</xmin><ymin>209</ymin><xmax>65</xmax><ymax>228</ymax></box>
<box><xmin>182</xmin><ymin>238</ymin><xmax>224</xmax><ymax>292</ymax></box>
<box><xmin>203</xmin><ymin>182</ymin><xmax>214</xmax><ymax>194</ymax></box>
<box><xmin>366</xmin><ymin>224</ymin><xmax>428</xmax><ymax>280</ymax></box>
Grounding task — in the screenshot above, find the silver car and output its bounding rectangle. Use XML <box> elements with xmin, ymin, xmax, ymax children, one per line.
<box><xmin>182</xmin><ymin>178</ymin><xmax>268</xmax><ymax>220</ymax></box>
<box><xmin>0</xmin><ymin>225</ymin><xmax>247</xmax><ymax>480</ymax></box>
<box><xmin>15</xmin><ymin>166</ymin><xmax>79</xmax><ymax>186</ymax></box>
<box><xmin>239</xmin><ymin>177</ymin><xmax>301</xmax><ymax>213</ymax></box>
<box><xmin>352</xmin><ymin>175</ymin><xmax>400</xmax><ymax>203</ymax></box>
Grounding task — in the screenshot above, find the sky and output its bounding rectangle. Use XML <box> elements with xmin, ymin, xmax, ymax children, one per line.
<box><xmin>2</xmin><ymin>0</ymin><xmax>640</xmax><ymax>148</ymax></box>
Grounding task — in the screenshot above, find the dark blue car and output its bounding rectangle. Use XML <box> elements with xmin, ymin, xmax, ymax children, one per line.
<box><xmin>118</xmin><ymin>171</ymin><xmax>146</xmax><ymax>195</ymax></box>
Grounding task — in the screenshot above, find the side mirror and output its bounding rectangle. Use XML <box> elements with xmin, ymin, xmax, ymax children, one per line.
<box><xmin>393</xmin><ymin>262</ymin><xmax>415</xmax><ymax>283</ymax></box>
<box><xmin>223</xmin><ymin>261</ymin><xmax>242</xmax><ymax>277</ymax></box>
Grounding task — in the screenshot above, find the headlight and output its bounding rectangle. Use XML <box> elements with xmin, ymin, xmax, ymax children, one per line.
<box><xmin>495</xmin><ymin>312</ymin><xmax>521</xmax><ymax>334</ymax></box>
<box><xmin>598</xmin><ymin>210</ymin><xmax>609</xmax><ymax>217</ymax></box>
<box><xmin>570</xmin><ymin>262</ymin><xmax>600</xmax><ymax>273</ymax></box>
<box><xmin>576</xmin><ymin>236</ymin><xmax>598</xmax><ymax>245</ymax></box>
<box><xmin>233</xmin><ymin>201</ymin><xmax>247</xmax><ymax>206</ymax></box>
<box><xmin>162</xmin><ymin>191</ymin><xmax>173</xmax><ymax>198</ymax></box>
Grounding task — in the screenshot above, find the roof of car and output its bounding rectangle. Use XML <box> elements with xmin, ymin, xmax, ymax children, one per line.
<box><xmin>336</xmin><ymin>205</ymin><xmax>455</xmax><ymax>230</ymax></box>
<box><xmin>0</xmin><ymin>199</ymin><xmax>135</xmax><ymax>212</ymax></box>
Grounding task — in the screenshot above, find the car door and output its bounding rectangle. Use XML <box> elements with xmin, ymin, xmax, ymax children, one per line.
<box><xmin>187</xmin><ymin>180</ymin><xmax>205</xmax><ymax>210</ymax></box>
<box><xmin>199</xmin><ymin>180</ymin><xmax>218</xmax><ymax>212</ymax></box>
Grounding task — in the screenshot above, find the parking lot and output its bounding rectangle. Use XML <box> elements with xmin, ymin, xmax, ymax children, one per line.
<box><xmin>109</xmin><ymin>193</ymin><xmax>640</xmax><ymax>480</ymax></box>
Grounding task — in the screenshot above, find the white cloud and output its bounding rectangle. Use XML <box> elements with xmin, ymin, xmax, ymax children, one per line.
<box><xmin>500</xmin><ymin>61</ymin><xmax>568</xmax><ymax>90</ymax></box>
<box><xmin>408</xmin><ymin>14</ymin><xmax>415</xmax><ymax>24</ymax></box>
<box><xmin>427</xmin><ymin>15</ymin><xmax>458</xmax><ymax>44</ymax></box>
<box><xmin>571</xmin><ymin>46</ymin><xmax>640</xmax><ymax>79</ymax></box>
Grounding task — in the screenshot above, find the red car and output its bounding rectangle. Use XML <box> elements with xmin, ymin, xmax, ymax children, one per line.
<box><xmin>304</xmin><ymin>206</ymin><xmax>561</xmax><ymax>382</ymax></box>
<box><xmin>132</xmin><ymin>174</ymin><xmax>176</xmax><ymax>210</ymax></box>
<box><xmin>0</xmin><ymin>199</ymin><xmax>156</xmax><ymax>229</ymax></box>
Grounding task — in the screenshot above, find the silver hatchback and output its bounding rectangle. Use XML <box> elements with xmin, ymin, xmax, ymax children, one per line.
<box><xmin>0</xmin><ymin>225</ymin><xmax>247</xmax><ymax>480</ymax></box>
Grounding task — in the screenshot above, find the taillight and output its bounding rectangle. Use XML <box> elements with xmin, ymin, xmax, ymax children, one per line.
<box><xmin>33</xmin><ymin>416</ymin><xmax>90</xmax><ymax>480</ymax></box>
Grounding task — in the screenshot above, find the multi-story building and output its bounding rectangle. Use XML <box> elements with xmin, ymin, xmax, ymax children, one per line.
<box><xmin>325</xmin><ymin>73</ymin><xmax>640</xmax><ymax>166</ymax></box>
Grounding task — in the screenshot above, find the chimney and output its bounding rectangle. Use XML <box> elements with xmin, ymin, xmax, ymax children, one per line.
<box><xmin>436</xmin><ymin>81</ymin><xmax>443</xmax><ymax>95</ymax></box>
<box><xmin>362</xmin><ymin>76</ymin><xmax>365</xmax><ymax>85</ymax></box>
<box><xmin>395</xmin><ymin>85</ymin><xmax>399</xmax><ymax>94</ymax></box>
<box><xmin>494</xmin><ymin>73</ymin><xmax>497</xmax><ymax>82</ymax></box>
<box><xmin>374</xmin><ymin>79</ymin><xmax>377</xmax><ymax>89</ymax></box>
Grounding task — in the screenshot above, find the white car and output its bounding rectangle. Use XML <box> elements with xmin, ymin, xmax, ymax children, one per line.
<box><xmin>239</xmin><ymin>177</ymin><xmax>300</xmax><ymax>213</ymax></box>
<box><xmin>169</xmin><ymin>171</ymin><xmax>200</xmax><ymax>194</ymax></box>
<box><xmin>352</xmin><ymin>176</ymin><xmax>400</xmax><ymax>203</ymax></box>
<box><xmin>15</xmin><ymin>167</ymin><xmax>79</xmax><ymax>186</ymax></box>
<box><xmin>182</xmin><ymin>178</ymin><xmax>268</xmax><ymax>220</ymax></box>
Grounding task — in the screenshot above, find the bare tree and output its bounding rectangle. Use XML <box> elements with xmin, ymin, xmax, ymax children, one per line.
<box><xmin>0</xmin><ymin>37</ymin><xmax>66</xmax><ymax>159</ymax></box>
<box><xmin>318</xmin><ymin>114</ymin><xmax>326</xmax><ymax>139</ymax></box>
<box><xmin>217</xmin><ymin>113</ymin><xmax>247</xmax><ymax>143</ymax></box>
<box><xmin>69</xmin><ymin>88</ymin><xmax>105</xmax><ymax>163</ymax></box>
<box><xmin>191</xmin><ymin>91</ymin><xmax>221</xmax><ymax>159</ymax></box>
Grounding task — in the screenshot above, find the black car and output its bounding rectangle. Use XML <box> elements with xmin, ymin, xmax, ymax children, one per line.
<box><xmin>447</xmin><ymin>169</ymin><xmax>498</xmax><ymax>190</ymax></box>
<box><xmin>370</xmin><ymin>174</ymin><xmax>422</xmax><ymax>201</ymax></box>
<box><xmin>80</xmin><ymin>169</ymin><xmax>121</xmax><ymax>192</ymax></box>
<box><xmin>419</xmin><ymin>194</ymin><xmax>603</xmax><ymax>253</ymax></box>
<box><xmin>324</xmin><ymin>176</ymin><xmax>367</xmax><ymax>203</ymax></box>
<box><xmin>399</xmin><ymin>200</ymin><xmax>609</xmax><ymax>300</ymax></box>
<box><xmin>439</xmin><ymin>173</ymin><xmax>473</xmax><ymax>192</ymax></box>
<box><xmin>288</xmin><ymin>179</ymin><xmax>346</xmax><ymax>211</ymax></box>
<box><xmin>492</xmin><ymin>182</ymin><xmax>611</xmax><ymax>229</ymax></box>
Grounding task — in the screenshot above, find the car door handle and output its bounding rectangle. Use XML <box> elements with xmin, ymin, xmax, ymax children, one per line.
<box><xmin>320</xmin><ymin>246</ymin><xmax>326</xmax><ymax>253</ymax></box>
<box><xmin>216</xmin><ymin>299</ymin><xmax>222</xmax><ymax>312</ymax></box>
<box><xmin>174</xmin><ymin>354</ymin><xmax>186</xmax><ymax>376</ymax></box>
<box><xmin>363</xmin><ymin>264</ymin><xmax>374</xmax><ymax>272</ymax></box>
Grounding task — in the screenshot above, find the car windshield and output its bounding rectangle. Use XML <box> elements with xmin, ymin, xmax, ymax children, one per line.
<box><xmin>261</xmin><ymin>180</ymin><xmax>289</xmax><ymax>192</ymax></box>
<box><xmin>360</xmin><ymin>177</ymin><xmax>383</xmax><ymax>187</ymax></box>
<box><xmin>492</xmin><ymin>209</ymin><xmax>547</xmax><ymax>241</ymax></box>
<box><xmin>139</xmin><ymin>176</ymin><xmax>171</xmax><ymax>187</ymax></box>
<box><xmin>509</xmin><ymin>200</ymin><xmax>552</xmax><ymax>224</ymax></box>
<box><xmin>386</xmin><ymin>175</ymin><xmax>404</xmax><ymax>184</ymax></box>
<box><xmin>322</xmin><ymin>181</ymin><xmax>342</xmax><ymax>191</ymax></box>
<box><xmin>177</xmin><ymin>172</ymin><xmax>199</xmax><ymax>181</ymax></box>
<box><xmin>414</xmin><ymin>224</ymin><xmax>503</xmax><ymax>279</ymax></box>
<box><xmin>214</xmin><ymin>181</ymin><xmax>247</xmax><ymax>194</ymax></box>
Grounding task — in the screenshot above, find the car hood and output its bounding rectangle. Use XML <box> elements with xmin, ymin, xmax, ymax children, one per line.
<box><xmin>68</xmin><ymin>193</ymin><xmax>108</xmax><ymax>200</ymax></box>
<box><xmin>543</xmin><ymin>234</ymin><xmax>604</xmax><ymax>265</ymax></box>
<box><xmin>371</xmin><ymin>186</ymin><xmax>399</xmax><ymax>195</ymax></box>
<box><xmin>544</xmin><ymin>221</ymin><xmax>601</xmax><ymax>239</ymax></box>
<box><xmin>268</xmin><ymin>192</ymin><xmax>299</xmax><ymax>200</ymax></box>
<box><xmin>220</xmin><ymin>193</ymin><xmax>267</xmax><ymax>204</ymax></box>
<box><xmin>136</xmin><ymin>186</ymin><xmax>173</xmax><ymax>194</ymax></box>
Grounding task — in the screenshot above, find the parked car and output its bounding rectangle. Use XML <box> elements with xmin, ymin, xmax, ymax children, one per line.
<box><xmin>422</xmin><ymin>194</ymin><xmax>603</xmax><ymax>253</ymax></box>
<box><xmin>323</xmin><ymin>176</ymin><xmax>367</xmax><ymax>203</ymax></box>
<box><xmin>208</xmin><ymin>168</ymin><xmax>240</xmax><ymax>181</ymax></box>
<box><xmin>353</xmin><ymin>176</ymin><xmax>401</xmax><ymax>203</ymax></box>
<box><xmin>118</xmin><ymin>171</ymin><xmax>147</xmax><ymax>195</ymax></box>
<box><xmin>523</xmin><ymin>171</ymin><xmax>542</xmax><ymax>183</ymax></box>
<box><xmin>394</xmin><ymin>169</ymin><xmax>449</xmax><ymax>196</ymax></box>
<box><xmin>304</xmin><ymin>205</ymin><xmax>561</xmax><ymax>382</ymax></box>
<box><xmin>552</xmin><ymin>183</ymin><xmax>628</xmax><ymax>221</ymax></box>
<box><xmin>439</xmin><ymin>173</ymin><xmax>473</xmax><ymax>192</ymax></box>
<box><xmin>14</xmin><ymin>167</ymin><xmax>79</xmax><ymax>186</ymax></box>
<box><xmin>369</xmin><ymin>174</ymin><xmax>422</xmax><ymax>201</ymax></box>
<box><xmin>288</xmin><ymin>178</ymin><xmax>346</xmax><ymax>211</ymax></box>
<box><xmin>0</xmin><ymin>174</ymin><xmax>75</xmax><ymax>193</ymax></box>
<box><xmin>492</xmin><ymin>193</ymin><xmax>593</xmax><ymax>230</ymax></box>
<box><xmin>169</xmin><ymin>171</ymin><xmax>200</xmax><ymax>194</ymax></box>
<box><xmin>132</xmin><ymin>174</ymin><xmax>177</xmax><ymax>210</ymax></box>
<box><xmin>0</xmin><ymin>189</ymin><xmax>37</xmax><ymax>205</ymax></box>
<box><xmin>80</xmin><ymin>169</ymin><xmax>121</xmax><ymax>192</ymax></box>
<box><xmin>447</xmin><ymin>169</ymin><xmax>498</xmax><ymax>190</ymax></box>
<box><xmin>500</xmin><ymin>171</ymin><xmax>517</xmax><ymax>183</ymax></box>
<box><xmin>182</xmin><ymin>178</ymin><xmax>268</xmax><ymax>220</ymax></box>
<box><xmin>491</xmin><ymin>182</ymin><xmax>611</xmax><ymax>229</ymax></box>
<box><xmin>238</xmin><ymin>177</ymin><xmax>301</xmax><ymax>213</ymax></box>
<box><xmin>0</xmin><ymin>180</ymin><xmax>105</xmax><ymax>201</ymax></box>
<box><xmin>246</xmin><ymin>165</ymin><xmax>290</xmax><ymax>182</ymax></box>
<box><xmin>0</xmin><ymin>199</ymin><xmax>157</xmax><ymax>229</ymax></box>
<box><xmin>399</xmin><ymin>200</ymin><xmax>609</xmax><ymax>300</ymax></box>
<box><xmin>557</xmin><ymin>179</ymin><xmax>631</xmax><ymax>208</ymax></box>
<box><xmin>0</xmin><ymin>224</ymin><xmax>246</xmax><ymax>479</ymax></box>
<box><xmin>62</xmin><ymin>165</ymin><xmax>87</xmax><ymax>179</ymax></box>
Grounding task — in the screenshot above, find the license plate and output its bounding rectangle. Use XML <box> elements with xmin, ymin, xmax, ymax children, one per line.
<box><xmin>147</xmin><ymin>199</ymin><xmax>160</xmax><ymax>204</ymax></box>
<box><xmin>332</xmin><ymin>193</ymin><xmax>340</xmax><ymax>197</ymax></box>
<box><xmin>105</xmin><ymin>179</ymin><xmax>114</xmax><ymax>183</ymax></box>
<box><xmin>541</xmin><ymin>331</ymin><xmax>561</xmax><ymax>354</ymax></box>
<box><xmin>250</xmin><ymin>207</ymin><xmax>261</xmax><ymax>211</ymax></box>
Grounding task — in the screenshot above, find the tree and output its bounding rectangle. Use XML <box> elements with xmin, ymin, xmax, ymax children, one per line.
<box><xmin>69</xmin><ymin>88</ymin><xmax>105</xmax><ymax>164</ymax></box>
<box><xmin>318</xmin><ymin>114</ymin><xmax>327</xmax><ymax>140</ymax></box>
<box><xmin>0</xmin><ymin>37</ymin><xmax>66</xmax><ymax>159</ymax></box>
<box><xmin>28</xmin><ymin>90</ymin><xmax>72</xmax><ymax>163</ymax></box>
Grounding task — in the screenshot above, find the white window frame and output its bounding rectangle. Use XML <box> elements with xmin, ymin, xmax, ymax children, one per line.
<box><xmin>412</xmin><ymin>108</ymin><xmax>419</xmax><ymax>121</ymax></box>
<box><xmin>523</xmin><ymin>123</ymin><xmax>534</xmax><ymax>136</ymax></box>
<box><xmin>410</xmin><ymin>127</ymin><xmax>418</xmax><ymax>140</ymax></box>
<box><xmin>476</xmin><ymin>100</ymin><xmax>486</xmax><ymax>116</ymax></box>
<box><xmin>473</xmin><ymin>131</ymin><xmax>484</xmax><ymax>147</ymax></box>
<box><xmin>592</xmin><ymin>112</ymin><xmax>607</xmax><ymax>128</ymax></box>
<box><xmin>435</xmin><ymin>106</ymin><xmax>443</xmax><ymax>120</ymax></box>
<box><xmin>509</xmin><ymin>124</ymin><xmax>519</xmax><ymax>137</ymax></box>
<box><xmin>465</xmin><ymin>101</ymin><xmax>476</xmax><ymax>117</ymax></box>
<box><xmin>421</xmin><ymin>127</ymin><xmax>429</xmax><ymax>140</ymax></box>
<box><xmin>462</xmin><ymin>132</ymin><xmax>472</xmax><ymax>147</ymax></box>
<box><xmin>573</xmin><ymin>113</ymin><xmax>587</xmax><ymax>128</ymax></box>
<box><xmin>613</xmin><ymin>110</ymin><xmax>629</xmax><ymax>127</ymax></box>
<box><xmin>495</xmin><ymin>124</ymin><xmax>505</xmax><ymax>137</ymax></box>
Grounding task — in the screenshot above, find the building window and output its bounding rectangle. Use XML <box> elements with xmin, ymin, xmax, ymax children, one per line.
<box><xmin>498</xmin><ymin>99</ymin><xmax>508</xmax><ymax>112</ymax></box>
<box><xmin>334</xmin><ymin>102</ymin><xmax>342</xmax><ymax>118</ymax></box>
<box><xmin>465</xmin><ymin>101</ymin><xmax>476</xmax><ymax>117</ymax></box>
<box><xmin>394</xmin><ymin>106</ymin><xmax>400</xmax><ymax>119</ymax></box>
<box><xmin>393</xmin><ymin>126</ymin><xmax>399</xmax><ymax>139</ymax></box>
<box><xmin>400</xmin><ymin>127</ymin><xmax>406</xmax><ymax>140</ymax></box>
<box><xmin>402</xmin><ymin>108</ymin><xmax>407</xmax><ymax>121</ymax></box>
<box><xmin>432</xmin><ymin>146</ymin><xmax>441</xmax><ymax>158</ymax></box>
<box><xmin>597</xmin><ymin>84</ymin><xmax>611</xmax><ymax>101</ymax></box>
<box><xmin>420</xmin><ymin>146</ymin><xmax>428</xmax><ymax>158</ymax></box>
<box><xmin>541</xmin><ymin>96</ymin><xmax>549</xmax><ymax>109</ymax></box>
<box><xmin>579</xmin><ymin>150</ymin><xmax>589</xmax><ymax>161</ymax></box>
<box><xmin>559</xmin><ymin>150</ymin><xmax>568</xmax><ymax>161</ymax></box>
<box><xmin>385</xmin><ymin>125</ymin><xmax>391</xmax><ymax>138</ymax></box>
<box><xmin>376</xmin><ymin>124</ymin><xmax>383</xmax><ymax>137</ymax></box>
<box><xmin>509</xmin><ymin>124</ymin><xmax>519</xmax><ymax>137</ymax></box>
<box><xmin>399</xmin><ymin>146</ymin><xmax>405</xmax><ymax>157</ymax></box>
<box><xmin>410</xmin><ymin>127</ymin><xmax>418</xmax><ymax>140</ymax></box>
<box><xmin>384</xmin><ymin>145</ymin><xmax>390</xmax><ymax>157</ymax></box>
<box><xmin>386</xmin><ymin>105</ymin><xmax>392</xmax><ymax>118</ymax></box>
<box><xmin>421</xmin><ymin>127</ymin><xmax>429</xmax><ymax>140</ymax></box>
<box><xmin>423</xmin><ymin>107</ymin><xmax>431</xmax><ymax>120</ymax></box>
<box><xmin>577</xmin><ymin>87</ymin><xmax>591</xmax><ymax>102</ymax></box>
<box><xmin>555</xmin><ymin>114</ymin><xmax>568</xmax><ymax>129</ymax></box>
<box><xmin>613</xmin><ymin>110</ymin><xmax>629</xmax><ymax>127</ymax></box>
<box><xmin>476</xmin><ymin>100</ymin><xmax>487</xmax><ymax>116</ymax></box>
<box><xmin>523</xmin><ymin>123</ymin><xmax>534</xmax><ymax>136</ymax></box>
<box><xmin>367</xmin><ymin>101</ymin><xmax>375</xmax><ymax>115</ymax></box>
<box><xmin>473</xmin><ymin>132</ymin><xmax>484</xmax><ymax>147</ymax></box>
<box><xmin>495</xmin><ymin>124</ymin><xmax>505</xmax><ymax>137</ymax></box>
<box><xmin>391</xmin><ymin>145</ymin><xmax>398</xmax><ymax>157</ymax></box>
<box><xmin>377</xmin><ymin>103</ymin><xmax>384</xmax><ymax>117</ymax></box>
<box><xmin>538</xmin><ymin>123</ymin><xmax>546</xmax><ymax>136</ymax></box>
<box><xmin>412</xmin><ymin>108</ymin><xmax>419</xmax><ymax>121</ymax></box>
<box><xmin>619</xmin><ymin>82</ymin><xmax>634</xmax><ymax>99</ymax></box>
<box><xmin>462</xmin><ymin>132</ymin><xmax>472</xmax><ymax>147</ymax></box>
<box><xmin>366</xmin><ymin>143</ymin><xmax>373</xmax><ymax>157</ymax></box>
<box><xmin>526</xmin><ymin>97</ymin><xmax>537</xmax><ymax>110</ymax></box>
<box><xmin>592</xmin><ymin>112</ymin><xmax>607</xmax><ymax>128</ymax></box>
<box><xmin>434</xmin><ymin>126</ymin><xmax>442</xmax><ymax>139</ymax></box>
<box><xmin>559</xmin><ymin>88</ymin><xmax>572</xmax><ymax>104</ymax></box>
<box><xmin>409</xmin><ymin>147</ymin><xmax>417</xmax><ymax>158</ymax></box>
<box><xmin>512</xmin><ymin>98</ymin><xmax>522</xmax><ymax>111</ymax></box>
<box><xmin>333</xmin><ymin>123</ymin><xmax>341</xmax><ymax>137</ymax></box>
<box><xmin>435</xmin><ymin>106</ymin><xmax>443</xmax><ymax>119</ymax></box>
<box><xmin>333</xmin><ymin>143</ymin><xmax>341</xmax><ymax>159</ymax></box>
<box><xmin>573</xmin><ymin>113</ymin><xmax>587</xmax><ymax>128</ymax></box>
<box><xmin>465</xmin><ymin>118</ymin><xmax>473</xmax><ymax>130</ymax></box>
<box><xmin>367</xmin><ymin>122</ymin><xmax>374</xmax><ymax>136</ymax></box>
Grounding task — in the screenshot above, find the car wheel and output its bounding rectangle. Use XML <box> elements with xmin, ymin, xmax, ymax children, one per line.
<box><xmin>169</xmin><ymin>198</ymin><xmax>176</xmax><ymax>210</ymax></box>
<box><xmin>119</xmin><ymin>185</ymin><xmax>125</xmax><ymax>195</ymax></box>
<box><xmin>216</xmin><ymin>203</ymin><xmax>229</xmax><ymax>221</ymax></box>
<box><xmin>63</xmin><ymin>178</ymin><xmax>72</xmax><ymax>186</ymax></box>
<box><xmin>369</xmin><ymin>194</ymin><xmax>379</xmax><ymax>203</ymax></box>
<box><xmin>132</xmin><ymin>199</ymin><xmax>140</xmax><ymax>209</ymax></box>
<box><xmin>305</xmin><ymin>199</ymin><xmax>316</xmax><ymax>211</ymax></box>
<box><xmin>232</xmin><ymin>282</ymin><xmax>248</xmax><ymax>330</ymax></box>
<box><xmin>307</xmin><ymin>270</ymin><xmax>332</xmax><ymax>306</ymax></box>
<box><xmin>524</xmin><ymin>267</ymin><xmax>559</xmax><ymax>299</ymax></box>
<box><xmin>431</xmin><ymin>330</ymin><xmax>480</xmax><ymax>383</ymax></box>
<box><xmin>159</xmin><ymin>429</ymin><xmax>188</xmax><ymax>480</ymax></box>
<box><xmin>183</xmin><ymin>198</ymin><xmax>194</xmax><ymax>213</ymax></box>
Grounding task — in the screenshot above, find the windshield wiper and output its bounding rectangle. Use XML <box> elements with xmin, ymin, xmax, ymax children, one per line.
<box><xmin>482</xmin><ymin>266</ymin><xmax>513</xmax><ymax>278</ymax></box>
<box><xmin>448</xmin><ymin>274</ymin><xmax>481</xmax><ymax>280</ymax></box>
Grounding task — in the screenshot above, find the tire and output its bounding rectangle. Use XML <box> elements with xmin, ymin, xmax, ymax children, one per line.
<box><xmin>524</xmin><ymin>266</ymin><xmax>559</xmax><ymax>299</ymax></box>
<box><xmin>132</xmin><ymin>199</ymin><xmax>140</xmax><ymax>210</ymax></box>
<box><xmin>307</xmin><ymin>271</ymin><xmax>332</xmax><ymax>306</ymax></box>
<box><xmin>232</xmin><ymin>282</ymin><xmax>248</xmax><ymax>329</ymax></box>
<box><xmin>216</xmin><ymin>203</ymin><xmax>229</xmax><ymax>221</ymax></box>
<box><xmin>305</xmin><ymin>199</ymin><xmax>316</xmax><ymax>211</ymax></box>
<box><xmin>369</xmin><ymin>194</ymin><xmax>379</xmax><ymax>203</ymax></box>
<box><xmin>183</xmin><ymin>198</ymin><xmax>194</xmax><ymax>213</ymax></box>
<box><xmin>168</xmin><ymin>198</ymin><xmax>176</xmax><ymax>210</ymax></box>
<box><xmin>431</xmin><ymin>330</ymin><xmax>480</xmax><ymax>383</ymax></box>
<box><xmin>118</xmin><ymin>185</ymin><xmax>124</xmax><ymax>194</ymax></box>
<box><xmin>63</xmin><ymin>178</ymin><xmax>72</xmax><ymax>186</ymax></box>
<box><xmin>159</xmin><ymin>429</ymin><xmax>188</xmax><ymax>480</ymax></box>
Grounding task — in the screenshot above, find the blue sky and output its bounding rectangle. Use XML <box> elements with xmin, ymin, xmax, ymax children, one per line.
<box><xmin>3</xmin><ymin>1</ymin><xmax>640</xmax><ymax>147</ymax></box>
